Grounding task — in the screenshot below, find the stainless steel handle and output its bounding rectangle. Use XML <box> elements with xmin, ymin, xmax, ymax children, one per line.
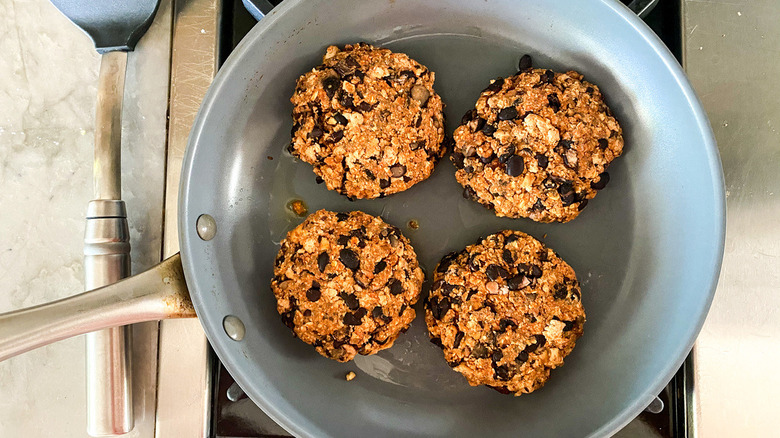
<box><xmin>85</xmin><ymin>200</ymin><xmax>132</xmax><ymax>436</ymax></box>
<box><xmin>88</xmin><ymin>50</ymin><xmax>130</xmax><ymax>437</ymax></box>
<box><xmin>0</xmin><ymin>253</ymin><xmax>195</xmax><ymax>362</ymax></box>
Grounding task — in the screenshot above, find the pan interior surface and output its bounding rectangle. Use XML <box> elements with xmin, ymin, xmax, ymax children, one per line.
<box><xmin>180</xmin><ymin>0</ymin><xmax>724</xmax><ymax>437</ymax></box>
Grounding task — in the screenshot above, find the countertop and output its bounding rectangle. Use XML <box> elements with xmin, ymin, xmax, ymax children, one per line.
<box><xmin>0</xmin><ymin>0</ymin><xmax>777</xmax><ymax>436</ymax></box>
<box><xmin>0</xmin><ymin>0</ymin><xmax>171</xmax><ymax>436</ymax></box>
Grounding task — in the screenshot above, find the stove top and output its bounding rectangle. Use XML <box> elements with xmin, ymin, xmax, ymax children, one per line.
<box><xmin>209</xmin><ymin>1</ymin><xmax>691</xmax><ymax>436</ymax></box>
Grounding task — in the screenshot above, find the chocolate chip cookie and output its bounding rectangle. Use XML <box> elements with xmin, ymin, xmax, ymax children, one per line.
<box><xmin>452</xmin><ymin>55</ymin><xmax>623</xmax><ymax>222</ymax></box>
<box><xmin>425</xmin><ymin>230</ymin><xmax>585</xmax><ymax>395</ymax></box>
<box><xmin>290</xmin><ymin>43</ymin><xmax>446</xmax><ymax>199</ymax></box>
<box><xmin>271</xmin><ymin>209</ymin><xmax>424</xmax><ymax>362</ymax></box>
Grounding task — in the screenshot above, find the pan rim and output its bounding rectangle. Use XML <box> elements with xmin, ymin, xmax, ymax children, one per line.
<box><xmin>179</xmin><ymin>0</ymin><xmax>726</xmax><ymax>436</ymax></box>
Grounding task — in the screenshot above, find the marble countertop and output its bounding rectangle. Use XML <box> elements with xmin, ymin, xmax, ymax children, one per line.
<box><xmin>0</xmin><ymin>0</ymin><xmax>171</xmax><ymax>436</ymax></box>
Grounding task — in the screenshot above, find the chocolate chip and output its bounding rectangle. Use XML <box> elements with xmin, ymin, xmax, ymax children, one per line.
<box><xmin>538</xmin><ymin>250</ymin><xmax>549</xmax><ymax>261</ymax></box>
<box><xmin>463</xmin><ymin>185</ymin><xmax>477</xmax><ymax>201</ymax></box>
<box><xmin>303</xmin><ymin>309</ymin><xmax>312</xmax><ymax>317</ymax></box>
<box><xmin>337</xmin><ymin>235</ymin><xmax>350</xmax><ymax>246</ymax></box>
<box><xmin>315</xmin><ymin>176</ymin><xmax>324</xmax><ymax>184</ymax></box>
<box><xmin>410</xmin><ymin>85</ymin><xmax>430</xmax><ymax>105</ymax></box>
<box><xmin>390</xmin><ymin>164</ymin><xmax>406</xmax><ymax>177</ymax></box>
<box><xmin>478</xmin><ymin>153</ymin><xmax>495</xmax><ymax>164</ymax></box>
<box><xmin>529</xmin><ymin>265</ymin><xmax>542</xmax><ymax>278</ymax></box>
<box><xmin>495</xmin><ymin>365</ymin><xmax>511</xmax><ymax>381</ymax></box>
<box><xmin>502</xmin><ymin>249</ymin><xmax>514</xmax><ymax>265</ymax></box>
<box><xmin>504</xmin><ymin>233</ymin><xmax>519</xmax><ymax>244</ymax></box>
<box><xmin>430</xmin><ymin>337</ymin><xmax>444</xmax><ymax>348</ymax></box>
<box><xmin>333</xmin><ymin>113</ymin><xmax>348</xmax><ymax>125</ymax></box>
<box><xmin>308</xmin><ymin>125</ymin><xmax>323</xmax><ymax>140</ymax></box>
<box><xmin>371</xmin><ymin>306</ymin><xmax>384</xmax><ymax>318</ymax></box>
<box><xmin>339</xmin><ymin>292</ymin><xmax>360</xmax><ymax>310</ymax></box>
<box><xmin>437</xmin><ymin>251</ymin><xmax>459</xmax><ymax>273</ymax></box>
<box><xmin>542</xmin><ymin>177</ymin><xmax>557</xmax><ymax>190</ymax></box>
<box><xmin>547</xmin><ymin>93</ymin><xmax>561</xmax><ymax>112</ymax></box>
<box><xmin>374</xmin><ymin>260</ymin><xmax>386</xmax><ymax>274</ymax></box>
<box><xmin>558</xmin><ymin>181</ymin><xmax>575</xmax><ymax>205</ymax></box>
<box><xmin>591</xmin><ymin>172</ymin><xmax>610</xmax><ymax>190</ymax></box>
<box><xmin>534</xmin><ymin>334</ymin><xmax>547</xmax><ymax>348</ymax></box>
<box><xmin>339</xmin><ymin>249</ymin><xmax>359</xmax><ymax>270</ymax></box>
<box><xmin>336</xmin><ymin>212</ymin><xmax>349</xmax><ymax>221</ymax></box>
<box><xmin>461</xmin><ymin>109</ymin><xmax>477</xmax><ymax>124</ymax></box>
<box><xmin>306</xmin><ymin>284</ymin><xmax>321</xmax><ymax>302</ymax></box>
<box><xmin>357</xmin><ymin>101</ymin><xmax>374</xmax><ymax>112</ymax></box>
<box><xmin>541</xmin><ymin>69</ymin><xmax>555</xmax><ymax>84</ymax></box>
<box><xmin>489</xmin><ymin>385</ymin><xmax>512</xmax><ymax>394</ymax></box>
<box><xmin>507</xmin><ymin>275</ymin><xmax>531</xmax><ymax>291</ymax></box>
<box><xmin>399</xmin><ymin>303</ymin><xmax>407</xmax><ymax>316</ymax></box>
<box><xmin>430</xmin><ymin>297</ymin><xmax>451</xmax><ymax>320</ymax></box>
<box><xmin>563</xmin><ymin>320</ymin><xmax>576</xmax><ymax>332</ymax></box>
<box><xmin>531</xmin><ymin>199</ymin><xmax>546</xmax><ymax>212</ymax></box>
<box><xmin>379</xmin><ymin>178</ymin><xmax>390</xmax><ymax>189</ymax></box>
<box><xmin>578</xmin><ymin>199</ymin><xmax>589</xmax><ymax>210</ymax></box>
<box><xmin>515</xmin><ymin>351</ymin><xmax>529</xmax><ymax>363</ymax></box>
<box><xmin>505</xmin><ymin>155</ymin><xmax>524</xmax><ymax>177</ymax></box>
<box><xmin>535</xmin><ymin>153</ymin><xmax>549</xmax><ymax>169</ymax></box>
<box><xmin>498</xmin><ymin>146</ymin><xmax>516</xmax><ymax>164</ymax></box>
<box><xmin>598</xmin><ymin>138</ymin><xmax>609</xmax><ymax>150</ymax></box>
<box><xmin>497</xmin><ymin>106</ymin><xmax>518</xmax><ymax>121</ymax></box>
<box><xmin>481</xmin><ymin>123</ymin><xmax>497</xmax><ymax>136</ymax></box>
<box><xmin>518</xmin><ymin>54</ymin><xmax>533</xmax><ymax>72</ymax></box>
<box><xmin>317</xmin><ymin>252</ymin><xmax>329</xmax><ymax>272</ymax></box>
<box><xmin>485</xmin><ymin>264</ymin><xmax>501</xmax><ymax>281</ymax></box>
<box><xmin>339</xmin><ymin>92</ymin><xmax>354</xmax><ymax>109</ymax></box>
<box><xmin>388</xmin><ymin>278</ymin><xmax>404</xmax><ymax>295</ymax></box>
<box><xmin>343</xmin><ymin>308</ymin><xmax>366</xmax><ymax>326</ymax></box>
<box><xmin>491</xmin><ymin>350</ymin><xmax>503</xmax><ymax>364</ymax></box>
<box><xmin>453</xmin><ymin>331</ymin><xmax>465</xmax><ymax>348</ymax></box>
<box><xmin>322</xmin><ymin>76</ymin><xmax>340</xmax><ymax>99</ymax></box>
<box><xmin>586</xmin><ymin>86</ymin><xmax>594</xmax><ymax>94</ymax></box>
<box><xmin>499</xmin><ymin>318</ymin><xmax>518</xmax><ymax>330</ymax></box>
<box><xmin>362</xmin><ymin>169</ymin><xmax>375</xmax><ymax>180</ymax></box>
<box><xmin>451</xmin><ymin>152</ymin><xmax>465</xmax><ymax>169</ymax></box>
<box><xmin>483</xmin><ymin>77</ymin><xmax>504</xmax><ymax>93</ymax></box>
<box><xmin>280</xmin><ymin>309</ymin><xmax>295</xmax><ymax>329</ymax></box>
<box><xmin>554</xmin><ymin>286</ymin><xmax>568</xmax><ymax>300</ymax></box>
<box><xmin>331</xmin><ymin>130</ymin><xmax>344</xmax><ymax>142</ymax></box>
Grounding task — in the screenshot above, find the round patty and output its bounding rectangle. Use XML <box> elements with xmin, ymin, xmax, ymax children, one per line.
<box><xmin>425</xmin><ymin>230</ymin><xmax>585</xmax><ymax>395</ymax></box>
<box><xmin>290</xmin><ymin>43</ymin><xmax>446</xmax><ymax>199</ymax></box>
<box><xmin>452</xmin><ymin>56</ymin><xmax>623</xmax><ymax>222</ymax></box>
<box><xmin>271</xmin><ymin>209</ymin><xmax>424</xmax><ymax>362</ymax></box>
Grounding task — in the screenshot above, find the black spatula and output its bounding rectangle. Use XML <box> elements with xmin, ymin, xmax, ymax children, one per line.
<box><xmin>49</xmin><ymin>1</ymin><xmax>161</xmax><ymax>436</ymax></box>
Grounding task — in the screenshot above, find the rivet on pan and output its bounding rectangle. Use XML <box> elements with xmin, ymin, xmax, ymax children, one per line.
<box><xmin>196</xmin><ymin>214</ymin><xmax>217</xmax><ymax>241</ymax></box>
<box><xmin>226</xmin><ymin>381</ymin><xmax>246</xmax><ymax>402</ymax></box>
<box><xmin>223</xmin><ymin>315</ymin><xmax>246</xmax><ymax>341</ymax></box>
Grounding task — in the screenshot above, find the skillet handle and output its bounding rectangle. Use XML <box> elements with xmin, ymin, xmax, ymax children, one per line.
<box><xmin>627</xmin><ymin>0</ymin><xmax>659</xmax><ymax>18</ymax></box>
<box><xmin>0</xmin><ymin>253</ymin><xmax>195</xmax><ymax>362</ymax></box>
<box><xmin>243</xmin><ymin>0</ymin><xmax>275</xmax><ymax>20</ymax></box>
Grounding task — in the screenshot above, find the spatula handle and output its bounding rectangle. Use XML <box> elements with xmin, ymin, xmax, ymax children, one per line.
<box><xmin>87</xmin><ymin>50</ymin><xmax>131</xmax><ymax>437</ymax></box>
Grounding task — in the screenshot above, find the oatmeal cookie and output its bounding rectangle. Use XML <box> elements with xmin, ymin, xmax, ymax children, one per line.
<box><xmin>290</xmin><ymin>43</ymin><xmax>446</xmax><ymax>199</ymax></box>
<box><xmin>271</xmin><ymin>209</ymin><xmax>424</xmax><ymax>362</ymax></box>
<box><xmin>452</xmin><ymin>55</ymin><xmax>623</xmax><ymax>222</ymax></box>
<box><xmin>425</xmin><ymin>230</ymin><xmax>585</xmax><ymax>395</ymax></box>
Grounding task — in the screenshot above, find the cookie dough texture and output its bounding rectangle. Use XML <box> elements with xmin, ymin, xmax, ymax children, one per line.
<box><xmin>452</xmin><ymin>66</ymin><xmax>623</xmax><ymax>222</ymax></box>
<box><xmin>271</xmin><ymin>209</ymin><xmax>424</xmax><ymax>362</ymax></box>
<box><xmin>290</xmin><ymin>43</ymin><xmax>446</xmax><ymax>199</ymax></box>
<box><xmin>425</xmin><ymin>230</ymin><xmax>585</xmax><ymax>395</ymax></box>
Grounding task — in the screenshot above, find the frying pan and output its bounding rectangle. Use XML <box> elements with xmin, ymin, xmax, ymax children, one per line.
<box><xmin>0</xmin><ymin>0</ymin><xmax>725</xmax><ymax>436</ymax></box>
